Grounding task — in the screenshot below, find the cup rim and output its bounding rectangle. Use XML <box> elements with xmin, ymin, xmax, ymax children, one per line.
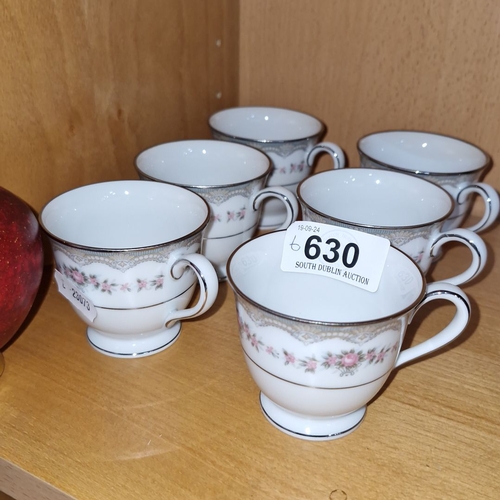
<box><xmin>226</xmin><ymin>230</ymin><xmax>426</xmax><ymax>327</ymax></box>
<box><xmin>208</xmin><ymin>106</ymin><xmax>325</xmax><ymax>144</ymax></box>
<box><xmin>39</xmin><ymin>180</ymin><xmax>211</xmax><ymax>253</ymax></box>
<box><xmin>357</xmin><ymin>129</ymin><xmax>492</xmax><ymax>175</ymax></box>
<box><xmin>297</xmin><ymin>167</ymin><xmax>455</xmax><ymax>229</ymax></box>
<box><xmin>135</xmin><ymin>139</ymin><xmax>273</xmax><ymax>189</ymax></box>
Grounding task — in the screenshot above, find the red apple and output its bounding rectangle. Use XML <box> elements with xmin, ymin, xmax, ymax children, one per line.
<box><xmin>0</xmin><ymin>186</ymin><xmax>44</xmax><ymax>349</ymax></box>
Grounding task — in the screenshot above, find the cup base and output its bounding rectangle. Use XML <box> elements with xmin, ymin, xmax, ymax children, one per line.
<box><xmin>259</xmin><ymin>393</ymin><xmax>366</xmax><ymax>441</ymax></box>
<box><xmin>86</xmin><ymin>323</ymin><xmax>182</xmax><ymax>358</ymax></box>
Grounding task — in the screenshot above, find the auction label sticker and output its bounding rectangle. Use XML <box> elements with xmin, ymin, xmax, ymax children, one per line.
<box><xmin>54</xmin><ymin>269</ymin><xmax>97</xmax><ymax>322</ymax></box>
<box><xmin>280</xmin><ymin>222</ymin><xmax>390</xmax><ymax>292</ymax></box>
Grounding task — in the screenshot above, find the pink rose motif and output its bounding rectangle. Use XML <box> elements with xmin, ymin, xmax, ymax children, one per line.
<box><xmin>240</xmin><ymin>321</ymin><xmax>250</xmax><ymax>335</ymax></box>
<box><xmin>305</xmin><ymin>359</ymin><xmax>317</xmax><ymax>372</ymax></box>
<box><xmin>120</xmin><ymin>283</ymin><xmax>130</xmax><ymax>291</ymax></box>
<box><xmin>152</xmin><ymin>276</ymin><xmax>164</xmax><ymax>289</ymax></box>
<box><xmin>137</xmin><ymin>279</ymin><xmax>148</xmax><ymax>291</ymax></box>
<box><xmin>366</xmin><ymin>351</ymin><xmax>376</xmax><ymax>362</ymax></box>
<box><xmin>101</xmin><ymin>281</ymin><xmax>113</xmax><ymax>293</ymax></box>
<box><xmin>284</xmin><ymin>352</ymin><xmax>296</xmax><ymax>365</ymax></box>
<box><xmin>89</xmin><ymin>276</ymin><xmax>99</xmax><ymax>287</ymax></box>
<box><xmin>325</xmin><ymin>355</ymin><xmax>337</xmax><ymax>366</ymax></box>
<box><xmin>279</xmin><ymin>167</ymin><xmax>287</xmax><ymax>174</ymax></box>
<box><xmin>377</xmin><ymin>351</ymin><xmax>386</xmax><ymax>362</ymax></box>
<box><xmin>71</xmin><ymin>270</ymin><xmax>85</xmax><ymax>284</ymax></box>
<box><xmin>341</xmin><ymin>352</ymin><xmax>359</xmax><ymax>367</ymax></box>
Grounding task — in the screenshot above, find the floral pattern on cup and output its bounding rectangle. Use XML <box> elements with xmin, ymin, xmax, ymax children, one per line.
<box><xmin>210</xmin><ymin>207</ymin><xmax>247</xmax><ymax>223</ymax></box>
<box><xmin>237</xmin><ymin>298</ymin><xmax>404</xmax><ymax>346</ymax></box>
<box><xmin>51</xmin><ymin>235</ymin><xmax>201</xmax><ymax>271</ymax></box>
<box><xmin>239</xmin><ymin>317</ymin><xmax>398</xmax><ymax>377</ymax></box>
<box><xmin>359</xmin><ymin>156</ymin><xmax>479</xmax><ymax>190</ymax></box>
<box><xmin>60</xmin><ymin>263</ymin><xmax>165</xmax><ymax>295</ymax></box>
<box><xmin>274</xmin><ymin>160</ymin><xmax>307</xmax><ymax>176</ymax></box>
<box><xmin>211</xmin><ymin>129</ymin><xmax>317</xmax><ymax>159</ymax></box>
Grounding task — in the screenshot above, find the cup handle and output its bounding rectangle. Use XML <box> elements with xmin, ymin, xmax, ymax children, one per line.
<box><xmin>457</xmin><ymin>182</ymin><xmax>500</xmax><ymax>233</ymax></box>
<box><xmin>306</xmin><ymin>141</ymin><xmax>346</xmax><ymax>170</ymax></box>
<box><xmin>164</xmin><ymin>253</ymin><xmax>219</xmax><ymax>327</ymax></box>
<box><xmin>252</xmin><ymin>186</ymin><xmax>299</xmax><ymax>229</ymax></box>
<box><xmin>429</xmin><ymin>227</ymin><xmax>487</xmax><ymax>286</ymax></box>
<box><xmin>395</xmin><ymin>282</ymin><xmax>471</xmax><ymax>368</ymax></box>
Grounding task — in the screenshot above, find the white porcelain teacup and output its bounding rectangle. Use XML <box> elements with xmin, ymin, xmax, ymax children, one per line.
<box><xmin>135</xmin><ymin>140</ymin><xmax>299</xmax><ymax>280</ymax></box>
<box><xmin>358</xmin><ymin>130</ymin><xmax>499</xmax><ymax>233</ymax></box>
<box><xmin>297</xmin><ymin>168</ymin><xmax>487</xmax><ymax>286</ymax></box>
<box><xmin>209</xmin><ymin>106</ymin><xmax>345</xmax><ymax>229</ymax></box>
<box><xmin>40</xmin><ymin>180</ymin><xmax>219</xmax><ymax>358</ymax></box>
<box><xmin>227</xmin><ymin>231</ymin><xmax>471</xmax><ymax>440</ymax></box>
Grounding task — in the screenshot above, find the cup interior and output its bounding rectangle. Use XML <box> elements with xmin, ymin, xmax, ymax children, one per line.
<box><xmin>40</xmin><ymin>180</ymin><xmax>209</xmax><ymax>249</ymax></box>
<box><xmin>136</xmin><ymin>140</ymin><xmax>270</xmax><ymax>186</ymax></box>
<box><xmin>298</xmin><ymin>168</ymin><xmax>453</xmax><ymax>227</ymax></box>
<box><xmin>228</xmin><ymin>231</ymin><xmax>424</xmax><ymax>324</ymax></box>
<box><xmin>209</xmin><ymin>107</ymin><xmax>323</xmax><ymax>142</ymax></box>
<box><xmin>358</xmin><ymin>131</ymin><xmax>489</xmax><ymax>174</ymax></box>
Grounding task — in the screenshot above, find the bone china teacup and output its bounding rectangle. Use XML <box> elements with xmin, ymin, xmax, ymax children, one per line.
<box><xmin>358</xmin><ymin>130</ymin><xmax>500</xmax><ymax>233</ymax></box>
<box><xmin>40</xmin><ymin>180</ymin><xmax>219</xmax><ymax>358</ymax></box>
<box><xmin>227</xmin><ymin>231</ymin><xmax>471</xmax><ymax>440</ymax></box>
<box><xmin>297</xmin><ymin>168</ymin><xmax>487</xmax><ymax>286</ymax></box>
<box><xmin>209</xmin><ymin>106</ymin><xmax>345</xmax><ymax>229</ymax></box>
<box><xmin>135</xmin><ymin>140</ymin><xmax>299</xmax><ymax>280</ymax></box>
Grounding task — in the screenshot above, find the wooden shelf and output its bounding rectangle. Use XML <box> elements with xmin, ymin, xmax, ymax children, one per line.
<box><xmin>1</xmin><ymin>224</ymin><xmax>499</xmax><ymax>499</ymax></box>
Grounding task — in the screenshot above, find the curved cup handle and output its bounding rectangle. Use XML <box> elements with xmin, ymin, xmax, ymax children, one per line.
<box><xmin>164</xmin><ymin>253</ymin><xmax>219</xmax><ymax>328</ymax></box>
<box><xmin>306</xmin><ymin>141</ymin><xmax>346</xmax><ymax>170</ymax></box>
<box><xmin>429</xmin><ymin>228</ymin><xmax>487</xmax><ymax>286</ymax></box>
<box><xmin>457</xmin><ymin>182</ymin><xmax>500</xmax><ymax>233</ymax></box>
<box><xmin>395</xmin><ymin>282</ymin><xmax>471</xmax><ymax>368</ymax></box>
<box><xmin>252</xmin><ymin>186</ymin><xmax>299</xmax><ymax>230</ymax></box>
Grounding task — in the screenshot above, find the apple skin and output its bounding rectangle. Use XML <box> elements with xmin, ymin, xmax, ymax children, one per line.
<box><xmin>0</xmin><ymin>186</ymin><xmax>44</xmax><ymax>350</ymax></box>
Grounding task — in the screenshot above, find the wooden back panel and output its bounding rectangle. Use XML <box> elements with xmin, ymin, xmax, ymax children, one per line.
<box><xmin>239</xmin><ymin>0</ymin><xmax>500</xmax><ymax>199</ymax></box>
<box><xmin>2</xmin><ymin>0</ymin><xmax>499</xmax><ymax>216</ymax></box>
<box><xmin>0</xmin><ymin>0</ymin><xmax>239</xmax><ymax>213</ymax></box>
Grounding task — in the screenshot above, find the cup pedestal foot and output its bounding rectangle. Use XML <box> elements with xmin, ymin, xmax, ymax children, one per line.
<box><xmin>86</xmin><ymin>323</ymin><xmax>181</xmax><ymax>358</ymax></box>
<box><xmin>259</xmin><ymin>393</ymin><xmax>366</xmax><ymax>441</ymax></box>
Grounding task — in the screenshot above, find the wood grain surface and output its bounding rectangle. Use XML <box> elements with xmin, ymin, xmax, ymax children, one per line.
<box><xmin>0</xmin><ymin>1</ymin><xmax>499</xmax><ymax>499</ymax></box>
<box><xmin>0</xmin><ymin>0</ymin><xmax>238</xmax><ymax>213</ymax></box>
<box><xmin>0</xmin><ymin>221</ymin><xmax>499</xmax><ymax>500</ymax></box>
<box><xmin>239</xmin><ymin>0</ymin><xmax>500</xmax><ymax>198</ymax></box>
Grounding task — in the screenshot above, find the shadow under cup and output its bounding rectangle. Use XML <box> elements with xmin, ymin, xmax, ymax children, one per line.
<box><xmin>227</xmin><ymin>231</ymin><xmax>470</xmax><ymax>440</ymax></box>
<box><xmin>40</xmin><ymin>180</ymin><xmax>219</xmax><ymax>358</ymax></box>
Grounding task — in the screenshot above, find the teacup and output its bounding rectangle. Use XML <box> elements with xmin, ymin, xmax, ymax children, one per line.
<box><xmin>358</xmin><ymin>130</ymin><xmax>499</xmax><ymax>233</ymax></box>
<box><xmin>135</xmin><ymin>140</ymin><xmax>299</xmax><ymax>280</ymax></box>
<box><xmin>40</xmin><ymin>180</ymin><xmax>219</xmax><ymax>358</ymax></box>
<box><xmin>297</xmin><ymin>168</ymin><xmax>487</xmax><ymax>286</ymax></box>
<box><xmin>209</xmin><ymin>106</ymin><xmax>345</xmax><ymax>229</ymax></box>
<box><xmin>227</xmin><ymin>231</ymin><xmax>471</xmax><ymax>440</ymax></box>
